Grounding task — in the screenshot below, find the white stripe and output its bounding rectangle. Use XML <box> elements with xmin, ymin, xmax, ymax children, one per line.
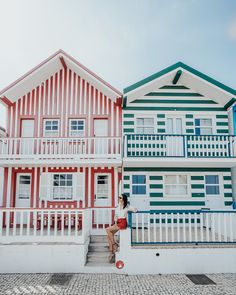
<box><xmin>51</xmin><ymin>73</ymin><xmax>55</xmax><ymax>116</ymax></box>
<box><xmin>56</xmin><ymin>71</ymin><xmax>60</xmax><ymax>116</ymax></box>
<box><xmin>83</xmin><ymin>80</ymin><xmax>86</xmax><ymax>115</ymax></box>
<box><xmin>15</xmin><ymin>101</ymin><xmax>18</xmax><ymax>137</ymax></box>
<box><xmin>29</xmin><ymin>91</ymin><xmax>32</xmax><ymax>115</ymax></box>
<box><xmin>88</xmin><ymin>84</ymin><xmax>91</xmax><ymax>137</ymax></box>
<box><xmin>70</xmin><ymin>71</ymin><xmax>74</xmax><ymax>116</ymax></box>
<box><xmin>116</xmin><ymin>106</ymin><xmax>119</xmax><ymax>136</ymax></box>
<box><xmin>88</xmin><ymin>167</ymin><xmax>91</xmax><ymax>207</ymax></box>
<box><xmin>101</xmin><ymin>93</ymin><xmax>104</xmax><ymax>115</ymax></box>
<box><xmin>79</xmin><ymin>77</ymin><xmax>82</xmax><ymax>115</ymax></box>
<box><xmin>93</xmin><ymin>88</ymin><xmax>96</xmax><ymax>115</ymax></box>
<box><xmin>9</xmin><ymin>107</ymin><xmax>12</xmax><ymax>137</ymax></box>
<box><xmin>111</xmin><ymin>101</ymin><xmax>114</xmax><ymax>136</ymax></box>
<box><xmin>33</xmin><ymin>168</ymin><xmax>37</xmax><ymax>208</ymax></box>
<box><xmin>47</xmin><ymin>78</ymin><xmax>51</xmax><ymax>116</ymax></box>
<box><xmin>61</xmin><ymin>69</ymin><xmax>65</xmax><ymax>136</ymax></box>
<box><xmin>98</xmin><ymin>91</ymin><xmax>100</xmax><ymax>114</ymax></box>
<box><xmin>20</xmin><ymin>97</ymin><xmax>23</xmax><ymax>116</ymax></box>
<box><xmin>106</xmin><ymin>96</ymin><xmax>109</xmax><ymax>115</ymax></box>
<box><xmin>64</xmin><ymin>68</ymin><xmax>69</xmax><ymax>136</ymax></box>
<box><xmin>37</xmin><ymin>87</ymin><xmax>41</xmax><ymax>137</ymax></box>
<box><xmin>24</xmin><ymin>94</ymin><xmax>27</xmax><ymax>115</ymax></box>
<box><xmin>6</xmin><ymin>167</ymin><xmax>12</xmax><ymax>207</ymax></box>
<box><xmin>33</xmin><ymin>88</ymin><xmax>37</xmax><ymax>116</ymax></box>
<box><xmin>74</xmin><ymin>74</ymin><xmax>78</xmax><ymax>116</ymax></box>
<box><xmin>42</xmin><ymin>82</ymin><xmax>46</xmax><ymax>116</ymax></box>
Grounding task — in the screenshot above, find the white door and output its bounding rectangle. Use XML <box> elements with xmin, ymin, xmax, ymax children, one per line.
<box><xmin>94</xmin><ymin>174</ymin><xmax>111</xmax><ymax>207</ymax></box>
<box><xmin>15</xmin><ymin>174</ymin><xmax>31</xmax><ymax>223</ymax></box>
<box><xmin>166</xmin><ymin>117</ymin><xmax>183</xmax><ymax>156</ymax></box>
<box><xmin>94</xmin><ymin>119</ymin><xmax>108</xmax><ymax>154</ymax></box>
<box><xmin>20</xmin><ymin>119</ymin><xmax>34</xmax><ymax>154</ymax></box>
<box><xmin>204</xmin><ymin>175</ymin><xmax>224</xmax><ymax>209</ymax></box>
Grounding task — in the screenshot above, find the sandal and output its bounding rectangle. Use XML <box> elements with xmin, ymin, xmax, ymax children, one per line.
<box><xmin>112</xmin><ymin>243</ymin><xmax>119</xmax><ymax>253</ymax></box>
<box><xmin>108</xmin><ymin>252</ymin><xmax>114</xmax><ymax>263</ymax></box>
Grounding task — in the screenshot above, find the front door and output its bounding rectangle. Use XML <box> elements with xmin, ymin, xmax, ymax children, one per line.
<box><xmin>166</xmin><ymin>117</ymin><xmax>183</xmax><ymax>156</ymax></box>
<box><xmin>15</xmin><ymin>174</ymin><xmax>31</xmax><ymax>223</ymax></box>
<box><xmin>204</xmin><ymin>175</ymin><xmax>224</xmax><ymax>209</ymax></box>
<box><xmin>20</xmin><ymin>119</ymin><xmax>34</xmax><ymax>154</ymax></box>
<box><xmin>94</xmin><ymin>119</ymin><xmax>108</xmax><ymax>154</ymax></box>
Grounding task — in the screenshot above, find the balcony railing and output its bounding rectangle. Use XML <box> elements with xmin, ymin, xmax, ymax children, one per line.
<box><xmin>128</xmin><ymin>210</ymin><xmax>236</xmax><ymax>245</ymax></box>
<box><xmin>0</xmin><ymin>137</ymin><xmax>121</xmax><ymax>161</ymax></box>
<box><xmin>124</xmin><ymin>134</ymin><xmax>236</xmax><ymax>158</ymax></box>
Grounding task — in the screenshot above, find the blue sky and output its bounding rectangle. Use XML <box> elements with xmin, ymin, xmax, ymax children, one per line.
<box><xmin>0</xmin><ymin>0</ymin><xmax>236</xmax><ymax>127</ymax></box>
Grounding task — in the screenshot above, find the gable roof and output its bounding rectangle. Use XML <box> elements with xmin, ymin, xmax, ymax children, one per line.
<box><xmin>123</xmin><ymin>62</ymin><xmax>236</xmax><ymax>108</ymax></box>
<box><xmin>0</xmin><ymin>49</ymin><xmax>122</xmax><ymax>106</ymax></box>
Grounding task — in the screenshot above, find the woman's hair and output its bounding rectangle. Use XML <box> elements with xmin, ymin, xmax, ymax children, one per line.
<box><xmin>121</xmin><ymin>193</ymin><xmax>128</xmax><ymax>209</ymax></box>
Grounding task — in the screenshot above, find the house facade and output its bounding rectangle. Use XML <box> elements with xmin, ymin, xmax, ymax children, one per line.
<box><xmin>122</xmin><ymin>62</ymin><xmax>236</xmax><ymax>212</ymax></box>
<box><xmin>0</xmin><ymin>50</ymin><xmax>122</xmax><ymax>214</ymax></box>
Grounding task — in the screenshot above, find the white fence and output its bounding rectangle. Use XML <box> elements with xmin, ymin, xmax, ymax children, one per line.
<box><xmin>129</xmin><ymin>211</ymin><xmax>236</xmax><ymax>244</ymax></box>
<box><xmin>0</xmin><ymin>208</ymin><xmax>89</xmax><ymax>243</ymax></box>
<box><xmin>90</xmin><ymin>207</ymin><xmax>116</xmax><ymax>235</ymax></box>
<box><xmin>0</xmin><ymin>137</ymin><xmax>121</xmax><ymax>160</ymax></box>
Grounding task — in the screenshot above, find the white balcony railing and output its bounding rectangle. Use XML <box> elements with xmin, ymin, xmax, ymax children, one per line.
<box><xmin>128</xmin><ymin>210</ymin><xmax>236</xmax><ymax>245</ymax></box>
<box><xmin>125</xmin><ymin>134</ymin><xmax>236</xmax><ymax>158</ymax></box>
<box><xmin>0</xmin><ymin>137</ymin><xmax>121</xmax><ymax>161</ymax></box>
<box><xmin>0</xmin><ymin>208</ymin><xmax>91</xmax><ymax>244</ymax></box>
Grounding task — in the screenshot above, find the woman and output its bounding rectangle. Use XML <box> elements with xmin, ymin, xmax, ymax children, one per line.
<box><xmin>105</xmin><ymin>193</ymin><xmax>137</xmax><ymax>263</ymax></box>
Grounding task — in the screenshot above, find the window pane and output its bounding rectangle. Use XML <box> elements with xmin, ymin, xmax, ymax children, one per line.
<box><xmin>200</xmin><ymin>119</ymin><xmax>212</xmax><ymax>127</ymax></box>
<box><xmin>137</xmin><ymin>119</ymin><xmax>144</xmax><ymax>126</ymax></box>
<box><xmin>132</xmin><ymin>175</ymin><xmax>146</xmax><ymax>184</ymax></box>
<box><xmin>167</xmin><ymin>119</ymin><xmax>173</xmax><ymax>133</ymax></box>
<box><xmin>137</xmin><ymin>127</ymin><xmax>144</xmax><ymax>133</ymax></box>
<box><xmin>165</xmin><ymin>175</ymin><xmax>176</xmax><ymax>184</ymax></box>
<box><xmin>144</xmin><ymin>118</ymin><xmax>154</xmax><ymax>125</ymax></box>
<box><xmin>206</xmin><ymin>175</ymin><xmax>219</xmax><ymax>184</ymax></box>
<box><xmin>179</xmin><ymin>175</ymin><xmax>187</xmax><ymax>184</ymax></box>
<box><xmin>132</xmin><ymin>185</ymin><xmax>146</xmax><ymax>195</ymax></box>
<box><xmin>176</xmin><ymin>118</ymin><xmax>182</xmax><ymax>134</ymax></box>
<box><xmin>195</xmin><ymin>119</ymin><xmax>200</xmax><ymax>127</ymax></box>
<box><xmin>201</xmin><ymin>128</ymin><xmax>212</xmax><ymax>135</ymax></box>
<box><xmin>206</xmin><ymin>186</ymin><xmax>220</xmax><ymax>195</ymax></box>
<box><xmin>144</xmin><ymin>127</ymin><xmax>154</xmax><ymax>134</ymax></box>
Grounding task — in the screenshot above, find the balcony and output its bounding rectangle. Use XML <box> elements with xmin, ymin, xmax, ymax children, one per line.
<box><xmin>124</xmin><ymin>134</ymin><xmax>236</xmax><ymax>167</ymax></box>
<box><xmin>0</xmin><ymin>137</ymin><xmax>122</xmax><ymax>166</ymax></box>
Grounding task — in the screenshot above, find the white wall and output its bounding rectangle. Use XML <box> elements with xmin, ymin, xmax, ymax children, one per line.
<box><xmin>116</xmin><ymin>229</ymin><xmax>236</xmax><ymax>275</ymax></box>
<box><xmin>0</xmin><ymin>241</ymin><xmax>89</xmax><ymax>273</ymax></box>
<box><xmin>0</xmin><ymin>168</ymin><xmax>3</xmax><ymax>206</ymax></box>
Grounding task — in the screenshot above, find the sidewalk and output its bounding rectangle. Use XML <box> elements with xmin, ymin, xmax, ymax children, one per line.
<box><xmin>0</xmin><ymin>273</ymin><xmax>235</xmax><ymax>295</ymax></box>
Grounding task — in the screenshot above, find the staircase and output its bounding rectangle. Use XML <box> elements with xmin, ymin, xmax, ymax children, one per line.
<box><xmin>86</xmin><ymin>235</ymin><xmax>112</xmax><ymax>266</ymax></box>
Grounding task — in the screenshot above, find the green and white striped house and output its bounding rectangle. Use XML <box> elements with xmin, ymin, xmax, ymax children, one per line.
<box><xmin>122</xmin><ymin>62</ymin><xmax>236</xmax><ymax>211</ymax></box>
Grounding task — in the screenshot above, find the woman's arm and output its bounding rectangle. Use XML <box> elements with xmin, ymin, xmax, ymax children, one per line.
<box><xmin>128</xmin><ymin>206</ymin><xmax>138</xmax><ymax>213</ymax></box>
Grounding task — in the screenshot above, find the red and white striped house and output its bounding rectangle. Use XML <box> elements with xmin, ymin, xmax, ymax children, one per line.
<box><xmin>0</xmin><ymin>50</ymin><xmax>122</xmax><ymax>219</ymax></box>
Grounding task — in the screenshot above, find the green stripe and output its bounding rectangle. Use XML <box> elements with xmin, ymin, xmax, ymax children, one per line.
<box><xmin>224</xmin><ymin>184</ymin><xmax>232</xmax><ymax>189</ymax></box>
<box><xmin>123</xmin><ymin>121</ymin><xmax>134</xmax><ymax>125</ymax></box>
<box><xmin>223</xmin><ymin>176</ymin><xmax>231</xmax><ymax>181</ymax></box>
<box><xmin>186</xmin><ymin>122</ymin><xmax>194</xmax><ymax>126</ymax></box>
<box><xmin>186</xmin><ymin>129</ymin><xmax>194</xmax><ymax>133</ymax></box>
<box><xmin>186</xmin><ymin>114</ymin><xmax>193</xmax><ymax>118</ymax></box>
<box><xmin>150</xmin><ymin>176</ymin><xmax>163</xmax><ymax>180</ymax></box>
<box><xmin>146</xmin><ymin>92</ymin><xmax>203</xmax><ymax>97</ymax></box>
<box><xmin>124</xmin><ymin>167</ymin><xmax>231</xmax><ymax>172</ymax></box>
<box><xmin>191</xmin><ymin>184</ymin><xmax>205</xmax><ymax>189</ymax></box>
<box><xmin>216</xmin><ymin>122</ymin><xmax>228</xmax><ymax>126</ymax></box>
<box><xmin>123</xmin><ymin>106</ymin><xmax>226</xmax><ymax>111</ymax></box>
<box><xmin>157</xmin><ymin>121</ymin><xmax>165</xmax><ymax>125</ymax></box>
<box><xmin>159</xmin><ymin>85</ymin><xmax>189</xmax><ymax>89</ymax></box>
<box><xmin>191</xmin><ymin>176</ymin><xmax>204</xmax><ymax>180</ymax></box>
<box><xmin>123</xmin><ymin>184</ymin><xmax>130</xmax><ymax>189</ymax></box>
<box><xmin>216</xmin><ymin>129</ymin><xmax>229</xmax><ymax>133</ymax></box>
<box><xmin>225</xmin><ymin>201</ymin><xmax>233</xmax><ymax>206</ymax></box>
<box><xmin>192</xmin><ymin>193</ymin><xmax>205</xmax><ymax>197</ymax></box>
<box><xmin>123</xmin><ymin>113</ymin><xmax>134</xmax><ymax>118</ymax></box>
<box><xmin>123</xmin><ymin>176</ymin><xmax>130</xmax><ymax>180</ymax></box>
<box><xmin>150</xmin><ymin>184</ymin><xmax>163</xmax><ymax>189</ymax></box>
<box><xmin>224</xmin><ymin>193</ymin><xmax>233</xmax><ymax>198</ymax></box>
<box><xmin>224</xmin><ymin>97</ymin><xmax>236</xmax><ymax>109</ymax></box>
<box><xmin>123</xmin><ymin>128</ymin><xmax>134</xmax><ymax>132</ymax></box>
<box><xmin>157</xmin><ymin>114</ymin><xmax>165</xmax><ymax>118</ymax></box>
<box><xmin>150</xmin><ymin>201</ymin><xmax>205</xmax><ymax>206</ymax></box>
<box><xmin>131</xmin><ymin>99</ymin><xmax>217</xmax><ymax>104</ymax></box>
<box><xmin>216</xmin><ymin>115</ymin><xmax>228</xmax><ymax>119</ymax></box>
<box><xmin>157</xmin><ymin>129</ymin><xmax>165</xmax><ymax>133</ymax></box>
<box><xmin>150</xmin><ymin>193</ymin><xmax>163</xmax><ymax>197</ymax></box>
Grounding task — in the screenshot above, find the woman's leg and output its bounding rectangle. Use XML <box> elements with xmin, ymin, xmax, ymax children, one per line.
<box><xmin>106</xmin><ymin>224</ymin><xmax>119</xmax><ymax>252</ymax></box>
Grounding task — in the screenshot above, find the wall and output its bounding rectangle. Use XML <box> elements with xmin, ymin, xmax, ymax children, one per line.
<box><xmin>116</xmin><ymin>229</ymin><xmax>236</xmax><ymax>275</ymax></box>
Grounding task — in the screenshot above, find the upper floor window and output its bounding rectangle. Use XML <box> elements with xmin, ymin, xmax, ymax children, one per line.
<box><xmin>195</xmin><ymin>119</ymin><xmax>212</xmax><ymax>135</ymax></box>
<box><xmin>136</xmin><ymin>118</ymin><xmax>154</xmax><ymax>134</ymax></box>
<box><xmin>205</xmin><ymin>175</ymin><xmax>220</xmax><ymax>195</ymax></box>
<box><xmin>44</xmin><ymin>120</ymin><xmax>59</xmax><ymax>137</ymax></box>
<box><xmin>164</xmin><ymin>175</ymin><xmax>188</xmax><ymax>196</ymax></box>
<box><xmin>69</xmin><ymin>119</ymin><xmax>85</xmax><ymax>137</ymax></box>
<box><xmin>132</xmin><ymin>175</ymin><xmax>146</xmax><ymax>195</ymax></box>
<box><xmin>52</xmin><ymin>174</ymin><xmax>73</xmax><ymax>200</ymax></box>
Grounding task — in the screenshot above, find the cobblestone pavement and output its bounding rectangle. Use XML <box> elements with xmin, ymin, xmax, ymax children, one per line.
<box><xmin>0</xmin><ymin>273</ymin><xmax>236</xmax><ymax>295</ymax></box>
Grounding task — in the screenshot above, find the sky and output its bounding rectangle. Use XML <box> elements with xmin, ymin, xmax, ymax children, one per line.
<box><xmin>0</xmin><ymin>0</ymin><xmax>236</xmax><ymax>128</ymax></box>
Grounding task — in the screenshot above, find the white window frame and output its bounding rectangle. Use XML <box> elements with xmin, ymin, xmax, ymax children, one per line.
<box><xmin>204</xmin><ymin>174</ymin><xmax>221</xmax><ymax>196</ymax></box>
<box><xmin>69</xmin><ymin>119</ymin><xmax>85</xmax><ymax>137</ymax></box>
<box><xmin>166</xmin><ymin>115</ymin><xmax>185</xmax><ymax>134</ymax></box>
<box><xmin>135</xmin><ymin>115</ymin><xmax>156</xmax><ymax>134</ymax></box>
<box><xmin>52</xmin><ymin>173</ymin><xmax>73</xmax><ymax>200</ymax></box>
<box><xmin>95</xmin><ymin>173</ymin><xmax>111</xmax><ymax>200</ymax></box>
<box><xmin>194</xmin><ymin>115</ymin><xmax>216</xmax><ymax>135</ymax></box>
<box><xmin>43</xmin><ymin>119</ymin><xmax>60</xmax><ymax>137</ymax></box>
<box><xmin>16</xmin><ymin>173</ymin><xmax>31</xmax><ymax>200</ymax></box>
<box><xmin>164</xmin><ymin>174</ymin><xmax>190</xmax><ymax>197</ymax></box>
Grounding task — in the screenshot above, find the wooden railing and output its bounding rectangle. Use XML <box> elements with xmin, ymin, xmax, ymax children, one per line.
<box><xmin>0</xmin><ymin>137</ymin><xmax>122</xmax><ymax>160</ymax></box>
<box><xmin>128</xmin><ymin>210</ymin><xmax>236</xmax><ymax>245</ymax></box>
<box><xmin>0</xmin><ymin>208</ymin><xmax>90</xmax><ymax>243</ymax></box>
<box><xmin>124</xmin><ymin>134</ymin><xmax>236</xmax><ymax>158</ymax></box>
<box><xmin>91</xmin><ymin>207</ymin><xmax>116</xmax><ymax>235</ymax></box>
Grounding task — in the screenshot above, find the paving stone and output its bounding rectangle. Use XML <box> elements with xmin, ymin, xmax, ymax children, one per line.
<box><xmin>0</xmin><ymin>273</ymin><xmax>236</xmax><ymax>295</ymax></box>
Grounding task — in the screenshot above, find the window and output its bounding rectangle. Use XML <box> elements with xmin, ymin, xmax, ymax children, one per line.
<box><xmin>205</xmin><ymin>175</ymin><xmax>220</xmax><ymax>195</ymax></box>
<box><xmin>195</xmin><ymin>119</ymin><xmax>213</xmax><ymax>135</ymax></box>
<box><xmin>52</xmin><ymin>174</ymin><xmax>73</xmax><ymax>200</ymax></box>
<box><xmin>132</xmin><ymin>175</ymin><xmax>146</xmax><ymax>195</ymax></box>
<box><xmin>165</xmin><ymin>175</ymin><xmax>188</xmax><ymax>196</ymax></box>
<box><xmin>166</xmin><ymin>118</ymin><xmax>182</xmax><ymax>134</ymax></box>
<box><xmin>18</xmin><ymin>175</ymin><xmax>31</xmax><ymax>199</ymax></box>
<box><xmin>69</xmin><ymin>119</ymin><xmax>85</xmax><ymax>137</ymax></box>
<box><xmin>136</xmin><ymin>118</ymin><xmax>154</xmax><ymax>134</ymax></box>
<box><xmin>44</xmin><ymin>120</ymin><xmax>59</xmax><ymax>137</ymax></box>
